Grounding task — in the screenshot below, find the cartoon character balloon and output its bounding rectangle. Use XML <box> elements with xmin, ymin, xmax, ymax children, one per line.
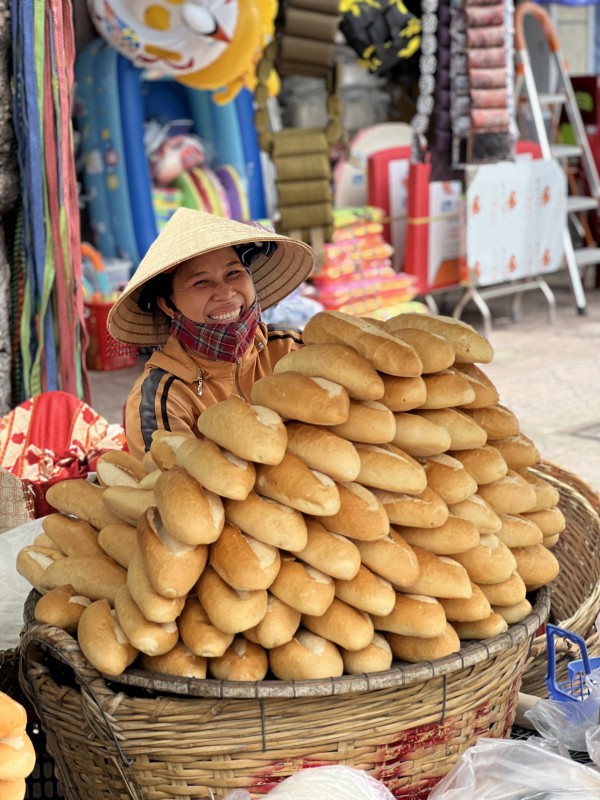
<box><xmin>87</xmin><ymin>0</ymin><xmax>278</xmax><ymax>103</ymax></box>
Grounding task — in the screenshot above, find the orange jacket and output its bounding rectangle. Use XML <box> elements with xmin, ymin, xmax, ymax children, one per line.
<box><xmin>125</xmin><ymin>323</ymin><xmax>302</xmax><ymax>459</ymax></box>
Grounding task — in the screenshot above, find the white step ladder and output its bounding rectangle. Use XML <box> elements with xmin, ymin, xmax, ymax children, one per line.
<box><xmin>514</xmin><ymin>1</ymin><xmax>600</xmax><ymax>315</ymax></box>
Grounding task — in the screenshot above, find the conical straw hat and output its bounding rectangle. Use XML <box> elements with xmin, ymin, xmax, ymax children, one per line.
<box><xmin>107</xmin><ymin>208</ymin><xmax>315</xmax><ymax>345</ymax></box>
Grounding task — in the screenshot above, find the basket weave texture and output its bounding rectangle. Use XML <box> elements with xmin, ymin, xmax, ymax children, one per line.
<box><xmin>520</xmin><ymin>461</ymin><xmax>600</xmax><ymax>697</ymax></box>
<box><xmin>19</xmin><ymin>588</ymin><xmax>549</xmax><ymax>800</ymax></box>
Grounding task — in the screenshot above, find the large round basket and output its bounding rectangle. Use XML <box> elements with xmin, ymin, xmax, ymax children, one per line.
<box><xmin>19</xmin><ymin>587</ymin><xmax>550</xmax><ymax>800</ymax></box>
<box><xmin>520</xmin><ymin>461</ymin><xmax>600</xmax><ymax>697</ymax></box>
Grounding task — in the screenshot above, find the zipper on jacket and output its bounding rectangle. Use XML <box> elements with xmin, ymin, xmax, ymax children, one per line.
<box><xmin>234</xmin><ymin>358</ymin><xmax>247</xmax><ymax>399</ymax></box>
<box><xmin>196</xmin><ymin>368</ymin><xmax>210</xmax><ymax>397</ymax></box>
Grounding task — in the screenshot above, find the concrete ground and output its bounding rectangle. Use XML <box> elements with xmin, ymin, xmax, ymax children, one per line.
<box><xmin>89</xmin><ymin>271</ymin><xmax>600</xmax><ymax>494</ymax></box>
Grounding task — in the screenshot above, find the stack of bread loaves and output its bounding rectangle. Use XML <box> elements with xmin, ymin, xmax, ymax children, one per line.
<box><xmin>18</xmin><ymin>311</ymin><xmax>562</xmax><ymax>681</ymax></box>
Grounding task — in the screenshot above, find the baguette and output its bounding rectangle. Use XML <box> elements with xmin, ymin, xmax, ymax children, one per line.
<box><xmin>452</xmin><ymin>613</ymin><xmax>508</xmax><ymax>640</ymax></box>
<box><xmin>466</xmin><ymin>404</ymin><xmax>520</xmax><ymax>439</ymax></box>
<box><xmin>373</xmin><ymin>485</ymin><xmax>449</xmax><ymax>529</ymax></box>
<box><xmin>77</xmin><ymin>599</ymin><xmax>138</xmax><ymax>676</ymax></box>
<box><xmin>334</xmin><ymin>564</ymin><xmax>396</xmax><ymax>616</ymax></box>
<box><xmin>273</xmin><ymin>343</ymin><xmax>385</xmax><ymax>401</ymax></box>
<box><xmin>420</xmin><ymin>370</ymin><xmax>476</xmax><ymax>409</ymax></box>
<box><xmin>114</xmin><ymin>584</ymin><xmax>179</xmax><ymax>656</ymax></box>
<box><xmin>175</xmin><ymin>435</ymin><xmax>256</xmax><ymax>501</ymax></box>
<box><xmin>244</xmin><ymin>594</ymin><xmax>301</xmax><ymax>649</ymax></box>
<box><xmin>140</xmin><ymin>642</ymin><xmax>207</xmax><ymax>679</ymax></box>
<box><xmin>178</xmin><ymin>595</ymin><xmax>234</xmax><ymax>657</ymax></box>
<box><xmin>421</xmin><ymin>453</ymin><xmax>478</xmax><ymax>505</ymax></box>
<box><xmin>371</xmin><ymin>592</ymin><xmax>447</xmax><ymax>637</ymax></box>
<box><xmin>269</xmin><ymin>559</ymin><xmax>335</xmax><ymax>616</ymax></box>
<box><xmin>451</xmin><ymin>533</ymin><xmax>517</xmax><ymax>585</ymax></box>
<box><xmin>521</xmin><ymin>507</ymin><xmax>566</xmax><ymax>537</ymax></box>
<box><xmin>516</xmin><ymin>469</ymin><xmax>560</xmax><ymax>511</ymax></box>
<box><xmin>446</xmin><ymin>494</ymin><xmax>502</xmax><ymax>533</ymax></box>
<box><xmin>302</xmin><ymin>598</ymin><xmax>374</xmax><ymax>651</ymax></box>
<box><xmin>209</xmin><ymin>523</ymin><xmax>281</xmax><ymax>591</ymax></box>
<box><xmin>396</xmin><ymin>516</ymin><xmax>480</xmax><ymax>555</ymax></box>
<box><xmin>488</xmin><ymin>433</ymin><xmax>540</xmax><ymax>469</ymax></box>
<box><xmin>34</xmin><ymin>585</ymin><xmax>91</xmax><ymax>632</ymax></box>
<box><xmin>453</xmin><ymin>363</ymin><xmax>500</xmax><ymax>408</ymax></box>
<box><xmin>379</xmin><ymin>374</ymin><xmax>427</xmax><ymax>412</ymax></box>
<box><xmin>492</xmin><ymin>598</ymin><xmax>532</xmax><ymax>625</ymax></box>
<box><xmin>355</xmin><ymin>529</ymin><xmax>420</xmax><ymax>588</ymax></box>
<box><xmin>341</xmin><ymin>633</ymin><xmax>393</xmax><ymax>674</ymax></box>
<box><xmin>302</xmin><ymin>311</ymin><xmax>423</xmax><ymax>377</ymax></box>
<box><xmin>127</xmin><ymin>550</ymin><xmax>186</xmax><ymax>623</ymax></box>
<box><xmin>318</xmin><ymin>481</ymin><xmax>390</xmax><ymax>541</ymax></box>
<box><xmin>223</xmin><ymin>490</ymin><xmax>308</xmax><ymax>551</ymax></box>
<box><xmin>293</xmin><ymin>518</ymin><xmax>361</xmax><ymax>580</ymax></box>
<box><xmin>16</xmin><ymin>545</ymin><xmax>65</xmax><ymax>593</ymax></box>
<box><xmin>328</xmin><ymin>400</ymin><xmax>396</xmax><ymax>444</ymax></box>
<box><xmin>495</xmin><ymin>514</ymin><xmax>544</xmax><ymax>548</ymax></box>
<box><xmin>208</xmin><ymin>637</ymin><xmax>268</xmax><ymax>682</ymax></box>
<box><xmin>197</xmin><ymin>395</ymin><xmax>288</xmax><ymax>464</ymax></box>
<box><xmin>478</xmin><ymin>572</ymin><xmax>527</xmax><ymax>606</ymax></box>
<box><xmin>42</xmin><ymin>513</ymin><xmax>105</xmax><ymax>559</ymax></box>
<box><xmin>392</xmin><ymin>412</ymin><xmax>452</xmax><ymax>457</ymax></box>
<box><xmin>150</xmin><ymin>430</ymin><xmax>195</xmax><ymax>470</ymax></box>
<box><xmin>477</xmin><ymin>470</ymin><xmax>537</xmax><ymax>515</ymax></box>
<box><xmin>101</xmin><ymin>486</ymin><xmax>156</xmax><ymax>527</ymax></box>
<box><xmin>137</xmin><ymin>507</ymin><xmax>207</xmax><ymax>598</ymax></box>
<box><xmin>449</xmin><ymin>446</ymin><xmax>508</xmax><ymax>485</ymax></box>
<box><xmin>251</xmin><ymin>372</ymin><xmax>350</xmax><ymax>426</ymax></box>
<box><xmin>511</xmin><ymin>544</ymin><xmax>560</xmax><ymax>590</ymax></box>
<box><xmin>438</xmin><ymin>582</ymin><xmax>491</xmax><ymax>622</ymax></box>
<box><xmin>355</xmin><ymin>443</ymin><xmax>427</xmax><ymax>495</ymax></box>
<box><xmin>95</xmin><ymin>450</ymin><xmax>147</xmax><ymax>487</ymax></box>
<box><xmin>416</xmin><ymin>408</ymin><xmax>488</xmax><ymax>450</ymax></box>
<box><xmin>0</xmin><ymin>691</ymin><xmax>27</xmax><ymax>738</ymax></box>
<box><xmin>387</xmin><ymin>623</ymin><xmax>461</xmax><ymax>663</ymax></box>
<box><xmin>41</xmin><ymin>555</ymin><xmax>127</xmax><ymax>604</ymax></box>
<box><xmin>98</xmin><ymin>523</ymin><xmax>138</xmax><ymax>568</ymax></box>
<box><xmin>45</xmin><ymin>479</ymin><xmax>123</xmax><ymax>530</ymax></box>
<box><xmin>196</xmin><ymin>566</ymin><xmax>268</xmax><ymax>634</ymax></box>
<box><xmin>385</xmin><ymin>313</ymin><xmax>493</xmax><ymax>364</ymax></box>
<box><xmin>384</xmin><ymin>328</ymin><xmax>455</xmax><ymax>373</ymax></box>
<box><xmin>285</xmin><ymin>422</ymin><xmax>361</xmax><ymax>481</ymax></box>
<box><xmin>154</xmin><ymin>465</ymin><xmax>224</xmax><ymax>545</ymax></box>
<box><xmin>255</xmin><ymin>453</ymin><xmax>341</xmax><ymax>516</ymax></box>
<box><xmin>407</xmin><ymin>548</ymin><xmax>472</xmax><ymax>598</ymax></box>
<box><xmin>269</xmin><ymin>630</ymin><xmax>344</xmax><ymax>680</ymax></box>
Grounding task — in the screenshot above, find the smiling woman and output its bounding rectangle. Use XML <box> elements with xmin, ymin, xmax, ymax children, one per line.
<box><xmin>107</xmin><ymin>208</ymin><xmax>314</xmax><ymax>459</ymax></box>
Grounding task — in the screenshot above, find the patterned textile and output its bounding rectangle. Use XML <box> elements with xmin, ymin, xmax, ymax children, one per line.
<box><xmin>0</xmin><ymin>390</ymin><xmax>126</xmax><ymax>516</ymax></box>
<box><xmin>169</xmin><ymin>298</ymin><xmax>261</xmax><ymax>363</ymax></box>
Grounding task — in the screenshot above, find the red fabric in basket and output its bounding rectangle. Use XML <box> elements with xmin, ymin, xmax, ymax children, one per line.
<box><xmin>0</xmin><ymin>390</ymin><xmax>127</xmax><ymax>517</ymax></box>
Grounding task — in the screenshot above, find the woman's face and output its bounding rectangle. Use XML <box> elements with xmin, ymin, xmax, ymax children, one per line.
<box><xmin>157</xmin><ymin>246</ymin><xmax>256</xmax><ymax>324</ymax></box>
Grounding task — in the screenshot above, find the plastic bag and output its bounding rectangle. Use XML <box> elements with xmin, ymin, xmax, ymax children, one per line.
<box><xmin>0</xmin><ymin>517</ymin><xmax>45</xmax><ymax>649</ymax></box>
<box><xmin>427</xmin><ymin>738</ymin><xmax>600</xmax><ymax>799</ymax></box>
<box><xmin>587</xmin><ymin>724</ymin><xmax>600</xmax><ymax>768</ymax></box>
<box><xmin>222</xmin><ymin>766</ymin><xmax>394</xmax><ymax>799</ymax></box>
<box><xmin>525</xmin><ymin>673</ymin><xmax>600</xmax><ymax>753</ymax></box>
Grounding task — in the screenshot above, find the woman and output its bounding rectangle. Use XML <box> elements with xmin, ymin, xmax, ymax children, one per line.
<box><xmin>108</xmin><ymin>207</ymin><xmax>314</xmax><ymax>460</ymax></box>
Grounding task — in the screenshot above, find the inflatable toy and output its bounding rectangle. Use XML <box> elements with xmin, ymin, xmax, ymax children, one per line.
<box><xmin>87</xmin><ymin>0</ymin><xmax>277</xmax><ymax>104</ymax></box>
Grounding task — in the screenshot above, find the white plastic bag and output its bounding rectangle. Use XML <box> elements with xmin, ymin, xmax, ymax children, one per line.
<box><xmin>0</xmin><ymin>518</ymin><xmax>45</xmax><ymax>649</ymax></box>
<box><xmin>222</xmin><ymin>766</ymin><xmax>394</xmax><ymax>799</ymax></box>
<box><xmin>524</xmin><ymin>671</ymin><xmax>600</xmax><ymax>753</ymax></box>
<box><xmin>427</xmin><ymin>738</ymin><xmax>600</xmax><ymax>799</ymax></box>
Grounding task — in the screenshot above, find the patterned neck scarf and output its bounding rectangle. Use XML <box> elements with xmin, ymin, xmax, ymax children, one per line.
<box><xmin>169</xmin><ymin>298</ymin><xmax>261</xmax><ymax>363</ymax></box>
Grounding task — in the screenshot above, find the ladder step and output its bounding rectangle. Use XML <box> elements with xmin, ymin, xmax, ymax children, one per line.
<box><xmin>551</xmin><ymin>143</ymin><xmax>583</xmax><ymax>159</ymax></box>
<box><xmin>538</xmin><ymin>92</ymin><xmax>567</xmax><ymax>106</ymax></box>
<box><xmin>567</xmin><ymin>196</ymin><xmax>600</xmax><ymax>213</ymax></box>
<box><xmin>574</xmin><ymin>247</ymin><xmax>600</xmax><ymax>268</ymax></box>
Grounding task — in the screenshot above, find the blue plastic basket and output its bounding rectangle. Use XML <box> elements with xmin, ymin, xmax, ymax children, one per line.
<box><xmin>545</xmin><ymin>624</ymin><xmax>600</xmax><ymax>702</ymax></box>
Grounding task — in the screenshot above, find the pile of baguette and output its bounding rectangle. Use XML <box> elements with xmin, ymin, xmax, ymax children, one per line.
<box><xmin>17</xmin><ymin>311</ymin><xmax>563</xmax><ymax>682</ymax></box>
<box><xmin>0</xmin><ymin>690</ymin><xmax>36</xmax><ymax>799</ymax></box>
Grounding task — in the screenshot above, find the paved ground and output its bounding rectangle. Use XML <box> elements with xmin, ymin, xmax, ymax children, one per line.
<box><xmin>89</xmin><ymin>271</ymin><xmax>600</xmax><ymax>494</ymax></box>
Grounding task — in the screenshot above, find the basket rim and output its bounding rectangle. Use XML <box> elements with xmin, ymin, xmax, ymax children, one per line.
<box><xmin>21</xmin><ymin>586</ymin><xmax>551</xmax><ymax>699</ymax></box>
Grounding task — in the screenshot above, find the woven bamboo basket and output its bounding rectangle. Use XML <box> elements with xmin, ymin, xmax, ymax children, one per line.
<box><xmin>520</xmin><ymin>461</ymin><xmax>600</xmax><ymax>697</ymax></box>
<box><xmin>19</xmin><ymin>587</ymin><xmax>550</xmax><ymax>800</ymax></box>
